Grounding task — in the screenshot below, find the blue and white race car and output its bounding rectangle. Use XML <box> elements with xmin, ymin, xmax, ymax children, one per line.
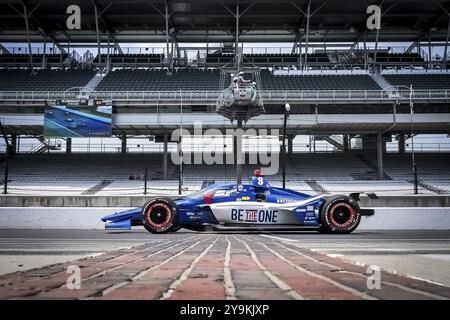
<box><xmin>101</xmin><ymin>170</ymin><xmax>374</xmax><ymax>234</ymax></box>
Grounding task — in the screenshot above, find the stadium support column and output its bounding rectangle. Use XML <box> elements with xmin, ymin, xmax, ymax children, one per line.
<box><xmin>10</xmin><ymin>134</ymin><xmax>17</xmax><ymax>155</ymax></box>
<box><xmin>94</xmin><ymin>4</ymin><xmax>101</xmax><ymax>65</ymax></box>
<box><xmin>374</xmin><ymin>28</ymin><xmax>380</xmax><ymax>70</ymax></box>
<box><xmin>121</xmin><ymin>135</ymin><xmax>127</xmax><ymax>154</ymax></box>
<box><xmin>165</xmin><ymin>1</ymin><xmax>171</xmax><ymax>65</ymax></box>
<box><xmin>282</xmin><ymin>104</ymin><xmax>290</xmax><ymax>189</ymax></box>
<box><xmin>428</xmin><ymin>30</ymin><xmax>433</xmax><ymax>67</ymax></box>
<box><xmin>235</xmin><ymin>2</ymin><xmax>239</xmax><ymax>60</ymax></box>
<box><xmin>445</xmin><ymin>17</ymin><xmax>450</xmax><ymax>63</ymax></box>
<box><xmin>343</xmin><ymin>135</ymin><xmax>349</xmax><ymax>152</ymax></box>
<box><xmin>292</xmin><ymin>1</ymin><xmax>326</xmax><ymax>69</ymax></box>
<box><xmin>298</xmin><ymin>35</ymin><xmax>303</xmax><ymax>70</ymax></box>
<box><xmin>398</xmin><ymin>134</ymin><xmax>405</xmax><ymax>153</ymax></box>
<box><xmin>22</xmin><ymin>3</ymin><xmax>33</xmax><ymax>68</ymax></box>
<box><xmin>377</xmin><ymin>133</ymin><xmax>384</xmax><ymax>180</ymax></box>
<box><xmin>221</xmin><ymin>1</ymin><xmax>254</xmax><ymax>69</ymax></box>
<box><xmin>363</xmin><ymin>31</ymin><xmax>368</xmax><ymax>70</ymax></box>
<box><xmin>66</xmin><ymin>138</ymin><xmax>72</xmax><ymax>154</ymax></box>
<box><xmin>42</xmin><ymin>35</ymin><xmax>47</xmax><ymax>69</ymax></box>
<box><xmin>304</xmin><ymin>0</ymin><xmax>311</xmax><ymax>68</ymax></box>
<box><xmin>436</xmin><ymin>0</ymin><xmax>450</xmax><ymax>63</ymax></box>
<box><xmin>0</xmin><ymin>122</ymin><xmax>10</xmax><ymax>194</ymax></box>
<box><xmin>163</xmin><ymin>134</ymin><xmax>168</xmax><ymax>179</ymax></box>
<box><xmin>235</xmin><ymin>120</ymin><xmax>243</xmax><ymax>186</ymax></box>
<box><xmin>288</xmin><ymin>136</ymin><xmax>293</xmax><ymax>155</ymax></box>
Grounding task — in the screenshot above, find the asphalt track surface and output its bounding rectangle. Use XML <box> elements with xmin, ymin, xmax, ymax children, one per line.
<box><xmin>0</xmin><ymin>229</ymin><xmax>449</xmax><ymax>299</ymax></box>
<box><xmin>44</xmin><ymin>107</ymin><xmax>110</xmax><ymax>137</ymax></box>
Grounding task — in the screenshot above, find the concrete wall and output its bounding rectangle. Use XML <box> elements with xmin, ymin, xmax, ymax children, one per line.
<box><xmin>1</xmin><ymin>195</ymin><xmax>449</xmax><ymax>208</ymax></box>
<box><xmin>0</xmin><ymin>207</ymin><xmax>448</xmax><ymax>230</ymax></box>
<box><xmin>0</xmin><ymin>207</ymin><xmax>131</xmax><ymax>230</ymax></box>
<box><xmin>358</xmin><ymin>207</ymin><xmax>450</xmax><ymax>230</ymax></box>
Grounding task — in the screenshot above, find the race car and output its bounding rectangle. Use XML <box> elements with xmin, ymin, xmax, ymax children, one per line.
<box><xmin>101</xmin><ymin>170</ymin><xmax>374</xmax><ymax>234</ymax></box>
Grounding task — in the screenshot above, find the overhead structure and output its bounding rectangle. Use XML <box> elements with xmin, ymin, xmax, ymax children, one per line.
<box><xmin>1</xmin><ymin>0</ymin><xmax>450</xmax><ymax>44</ymax></box>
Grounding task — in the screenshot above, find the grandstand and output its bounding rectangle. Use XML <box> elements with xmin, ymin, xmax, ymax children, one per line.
<box><xmin>1</xmin><ymin>152</ymin><xmax>449</xmax><ymax>196</ymax></box>
<box><xmin>0</xmin><ymin>0</ymin><xmax>449</xmax><ymax>198</ymax></box>
<box><xmin>0</xmin><ymin>69</ymin><xmax>95</xmax><ymax>91</ymax></box>
<box><xmin>96</xmin><ymin>69</ymin><xmax>221</xmax><ymax>91</ymax></box>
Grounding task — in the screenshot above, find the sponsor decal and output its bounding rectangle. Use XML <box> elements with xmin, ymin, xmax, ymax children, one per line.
<box><xmin>231</xmin><ymin>208</ymin><xmax>278</xmax><ymax>223</ymax></box>
<box><xmin>277</xmin><ymin>198</ymin><xmax>295</xmax><ymax>204</ymax></box>
<box><xmin>241</xmin><ymin>196</ymin><xmax>250</xmax><ymax>201</ymax></box>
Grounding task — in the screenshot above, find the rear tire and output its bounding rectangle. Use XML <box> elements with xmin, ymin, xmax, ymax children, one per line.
<box><xmin>319</xmin><ymin>195</ymin><xmax>361</xmax><ymax>234</ymax></box>
<box><xmin>141</xmin><ymin>197</ymin><xmax>179</xmax><ymax>234</ymax></box>
<box><xmin>170</xmin><ymin>226</ymin><xmax>182</xmax><ymax>233</ymax></box>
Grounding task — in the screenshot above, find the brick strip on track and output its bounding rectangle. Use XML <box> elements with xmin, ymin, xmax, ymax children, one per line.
<box><xmin>97</xmin><ymin>235</ymin><xmax>215</xmax><ymax>299</ymax></box>
<box><xmin>0</xmin><ymin>236</ymin><xmax>199</xmax><ymax>299</ymax></box>
<box><xmin>161</xmin><ymin>235</ymin><xmax>225</xmax><ymax>300</ymax></box>
<box><xmin>260</xmin><ymin>235</ymin><xmax>450</xmax><ymax>300</ymax></box>
<box><xmin>239</xmin><ymin>235</ymin><xmax>371</xmax><ymax>300</ymax></box>
<box><xmin>0</xmin><ymin>234</ymin><xmax>449</xmax><ymax>300</ymax></box>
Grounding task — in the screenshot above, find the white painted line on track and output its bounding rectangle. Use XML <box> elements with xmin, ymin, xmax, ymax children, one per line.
<box><xmin>233</xmin><ymin>235</ymin><xmax>304</xmax><ymax>300</ymax></box>
<box><xmin>260</xmin><ymin>235</ymin><xmax>450</xmax><ymax>242</ymax></box>
<box><xmin>269</xmin><ymin>238</ymin><xmax>450</xmax><ymax>300</ymax></box>
<box><xmin>160</xmin><ymin>236</ymin><xmax>220</xmax><ymax>300</ymax></box>
<box><xmin>252</xmin><ymin>239</ymin><xmax>376</xmax><ymax>300</ymax></box>
<box><xmin>224</xmin><ymin>235</ymin><xmax>237</xmax><ymax>300</ymax></box>
<box><xmin>85</xmin><ymin>235</ymin><xmax>199</xmax><ymax>282</ymax></box>
<box><xmin>98</xmin><ymin>236</ymin><xmax>211</xmax><ymax>297</ymax></box>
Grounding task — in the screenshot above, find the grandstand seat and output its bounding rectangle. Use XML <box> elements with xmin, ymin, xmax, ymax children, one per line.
<box><xmin>261</xmin><ymin>71</ymin><xmax>381</xmax><ymax>91</ymax></box>
<box><xmin>0</xmin><ymin>53</ymin><xmax>70</xmax><ymax>67</ymax></box>
<box><xmin>96</xmin><ymin>69</ymin><xmax>221</xmax><ymax>91</ymax></box>
<box><xmin>0</xmin><ymin>69</ymin><xmax>95</xmax><ymax>91</ymax></box>
<box><xmin>3</xmin><ymin>153</ymin><xmax>449</xmax><ymax>196</ymax></box>
<box><xmin>383</xmin><ymin>74</ymin><xmax>450</xmax><ymax>90</ymax></box>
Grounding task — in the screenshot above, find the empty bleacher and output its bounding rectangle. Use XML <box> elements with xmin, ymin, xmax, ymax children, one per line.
<box><xmin>3</xmin><ymin>153</ymin><xmax>448</xmax><ymax>196</ymax></box>
<box><xmin>96</xmin><ymin>69</ymin><xmax>221</xmax><ymax>91</ymax></box>
<box><xmin>205</xmin><ymin>53</ymin><xmax>330</xmax><ymax>67</ymax></box>
<box><xmin>376</xmin><ymin>153</ymin><xmax>450</xmax><ymax>181</ymax></box>
<box><xmin>0</xmin><ymin>53</ymin><xmax>70</xmax><ymax>67</ymax></box>
<box><xmin>93</xmin><ymin>54</ymin><xmax>164</xmax><ymax>67</ymax></box>
<box><xmin>383</xmin><ymin>73</ymin><xmax>450</xmax><ymax>90</ymax></box>
<box><xmin>4</xmin><ymin>154</ymin><xmax>174</xmax><ymax>196</ymax></box>
<box><xmin>0</xmin><ymin>69</ymin><xmax>95</xmax><ymax>91</ymax></box>
<box><xmin>371</xmin><ymin>53</ymin><xmax>425</xmax><ymax>64</ymax></box>
<box><xmin>261</xmin><ymin>71</ymin><xmax>381</xmax><ymax>91</ymax></box>
<box><xmin>96</xmin><ymin>69</ymin><xmax>381</xmax><ymax>92</ymax></box>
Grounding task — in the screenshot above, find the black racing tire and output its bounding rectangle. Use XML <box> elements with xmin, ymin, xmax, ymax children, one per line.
<box><xmin>141</xmin><ymin>197</ymin><xmax>179</xmax><ymax>234</ymax></box>
<box><xmin>319</xmin><ymin>195</ymin><xmax>361</xmax><ymax>234</ymax></box>
<box><xmin>170</xmin><ymin>225</ymin><xmax>182</xmax><ymax>233</ymax></box>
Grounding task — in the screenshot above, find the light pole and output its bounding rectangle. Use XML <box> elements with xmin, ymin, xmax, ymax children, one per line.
<box><xmin>408</xmin><ymin>84</ymin><xmax>419</xmax><ymax>195</ymax></box>
<box><xmin>0</xmin><ymin>121</ymin><xmax>9</xmax><ymax>194</ymax></box>
<box><xmin>282</xmin><ymin>103</ymin><xmax>290</xmax><ymax>189</ymax></box>
<box><xmin>397</xmin><ymin>84</ymin><xmax>418</xmax><ymax>194</ymax></box>
<box><xmin>178</xmin><ymin>89</ymin><xmax>183</xmax><ymax>195</ymax></box>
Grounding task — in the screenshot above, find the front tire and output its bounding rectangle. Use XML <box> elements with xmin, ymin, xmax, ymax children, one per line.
<box><xmin>141</xmin><ymin>197</ymin><xmax>179</xmax><ymax>234</ymax></box>
<box><xmin>319</xmin><ymin>195</ymin><xmax>361</xmax><ymax>234</ymax></box>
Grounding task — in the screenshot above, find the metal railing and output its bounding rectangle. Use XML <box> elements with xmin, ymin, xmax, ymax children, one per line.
<box><xmin>11</xmin><ymin>141</ymin><xmax>450</xmax><ymax>154</ymax></box>
<box><xmin>1</xmin><ymin>89</ymin><xmax>449</xmax><ymax>103</ymax></box>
